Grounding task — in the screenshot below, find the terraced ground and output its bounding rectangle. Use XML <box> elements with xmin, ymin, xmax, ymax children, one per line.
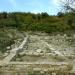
<box><xmin>0</xmin><ymin>31</ymin><xmax>75</xmax><ymax>75</ymax></box>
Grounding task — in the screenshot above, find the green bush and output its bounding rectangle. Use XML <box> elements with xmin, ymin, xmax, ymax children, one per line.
<box><xmin>0</xmin><ymin>12</ymin><xmax>75</xmax><ymax>33</ymax></box>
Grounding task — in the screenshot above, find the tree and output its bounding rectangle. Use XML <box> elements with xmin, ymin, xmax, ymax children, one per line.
<box><xmin>60</xmin><ymin>0</ymin><xmax>75</xmax><ymax>12</ymax></box>
<box><xmin>67</xmin><ymin>19</ymin><xmax>72</xmax><ymax>25</ymax></box>
<box><xmin>41</xmin><ymin>12</ymin><xmax>49</xmax><ymax>18</ymax></box>
<box><xmin>57</xmin><ymin>12</ymin><xmax>64</xmax><ymax>17</ymax></box>
<box><xmin>2</xmin><ymin>12</ymin><xmax>8</xmax><ymax>18</ymax></box>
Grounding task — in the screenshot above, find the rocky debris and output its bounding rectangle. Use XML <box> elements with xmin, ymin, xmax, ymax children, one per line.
<box><xmin>14</xmin><ymin>33</ymin><xmax>75</xmax><ymax>62</ymax></box>
<box><xmin>0</xmin><ymin>32</ymin><xmax>75</xmax><ymax>74</ymax></box>
<box><xmin>0</xmin><ymin>36</ymin><xmax>29</xmax><ymax>66</ymax></box>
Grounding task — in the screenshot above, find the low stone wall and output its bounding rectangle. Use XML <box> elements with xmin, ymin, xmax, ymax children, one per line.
<box><xmin>0</xmin><ymin>62</ymin><xmax>72</xmax><ymax>75</ymax></box>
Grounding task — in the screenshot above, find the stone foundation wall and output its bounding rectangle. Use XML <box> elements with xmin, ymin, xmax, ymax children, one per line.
<box><xmin>0</xmin><ymin>62</ymin><xmax>72</xmax><ymax>75</ymax></box>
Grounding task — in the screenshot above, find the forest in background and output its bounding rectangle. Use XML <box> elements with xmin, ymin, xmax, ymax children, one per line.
<box><xmin>0</xmin><ymin>12</ymin><xmax>75</xmax><ymax>33</ymax></box>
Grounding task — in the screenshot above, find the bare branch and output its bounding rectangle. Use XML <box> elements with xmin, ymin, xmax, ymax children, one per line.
<box><xmin>60</xmin><ymin>0</ymin><xmax>75</xmax><ymax>12</ymax></box>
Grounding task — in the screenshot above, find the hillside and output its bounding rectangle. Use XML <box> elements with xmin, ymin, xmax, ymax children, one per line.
<box><xmin>0</xmin><ymin>12</ymin><xmax>75</xmax><ymax>33</ymax></box>
<box><xmin>0</xmin><ymin>12</ymin><xmax>75</xmax><ymax>75</ymax></box>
